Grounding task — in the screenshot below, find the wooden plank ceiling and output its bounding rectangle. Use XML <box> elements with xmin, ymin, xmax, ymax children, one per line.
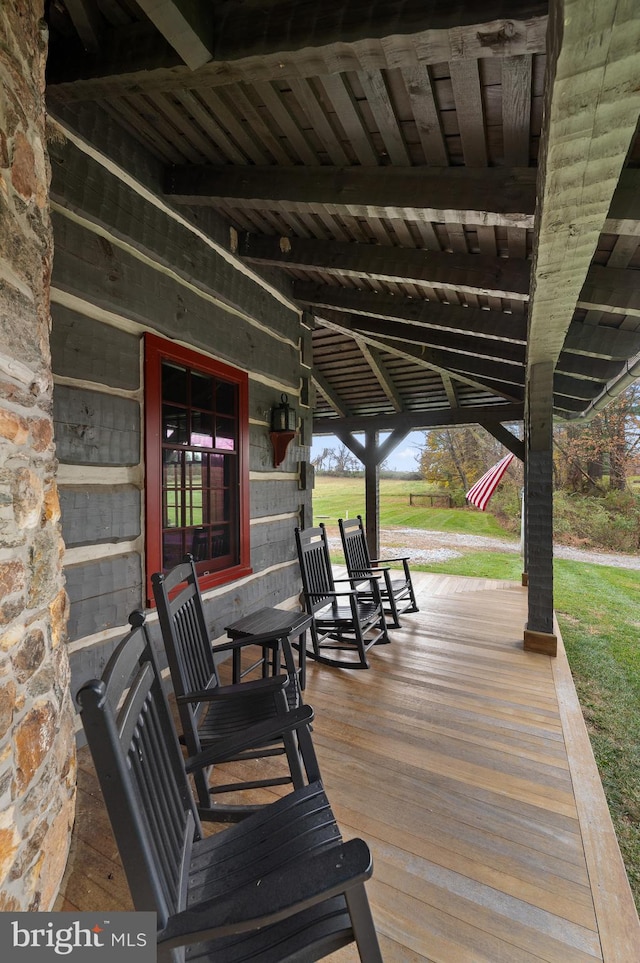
<box><xmin>45</xmin><ymin>0</ymin><xmax>640</xmax><ymax>439</ymax></box>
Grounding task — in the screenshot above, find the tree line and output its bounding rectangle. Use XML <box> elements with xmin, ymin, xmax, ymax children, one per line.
<box><xmin>312</xmin><ymin>384</ymin><xmax>640</xmax><ymax>497</ymax></box>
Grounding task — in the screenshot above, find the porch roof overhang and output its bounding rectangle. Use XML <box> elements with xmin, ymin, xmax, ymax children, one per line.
<box><xmin>45</xmin><ymin>0</ymin><xmax>640</xmax><ymax>444</ymax></box>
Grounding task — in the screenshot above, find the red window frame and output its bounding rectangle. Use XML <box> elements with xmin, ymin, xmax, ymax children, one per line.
<box><xmin>144</xmin><ymin>333</ymin><xmax>251</xmax><ymax>604</ymax></box>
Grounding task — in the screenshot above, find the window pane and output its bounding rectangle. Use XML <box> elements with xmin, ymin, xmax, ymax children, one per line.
<box><xmin>216</xmin><ymin>381</ymin><xmax>236</xmax><ymax>416</ymax></box>
<box><xmin>163</xmin><ymin>452</ymin><xmax>182</xmax><ymax>528</ymax></box>
<box><xmin>191</xmin><ymin>371</ymin><xmax>214</xmax><ymax>410</ymax></box>
<box><xmin>207</xmin><ymin>489</ymin><xmax>227</xmax><ymax>523</ymax></box>
<box><xmin>215</xmin><ymin>417</ymin><xmax>236</xmax><ymax>451</ymax></box>
<box><xmin>210</xmin><ymin>453</ymin><xmax>225</xmax><ymax>487</ymax></box>
<box><xmin>191</xmin><ymin>411</ymin><xmax>213</xmax><ymax>448</ymax></box>
<box><xmin>162</xmin><ymin>363</ymin><xmax>187</xmax><ymax>404</ymax></box>
<box><xmin>163</xmin><ymin>405</ymin><xmax>188</xmax><ymax>444</ymax></box>
<box><xmin>163</xmin><ymin>529</ymin><xmax>184</xmax><ymax>569</ymax></box>
<box><xmin>211</xmin><ymin>528</ymin><xmax>229</xmax><ymax>558</ymax></box>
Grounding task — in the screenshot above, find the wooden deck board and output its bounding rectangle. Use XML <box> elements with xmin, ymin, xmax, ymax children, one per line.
<box><xmin>55</xmin><ymin>571</ymin><xmax>640</xmax><ymax>962</ymax></box>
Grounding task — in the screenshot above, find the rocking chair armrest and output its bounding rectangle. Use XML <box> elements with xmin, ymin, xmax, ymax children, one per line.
<box><xmin>159</xmin><ymin>835</ymin><xmax>373</xmax><ymax>948</ymax></box>
<box><xmin>372</xmin><ymin>555</ymin><xmax>410</xmax><ymax>564</ymax></box>
<box><xmin>346</xmin><ymin>566</ymin><xmax>390</xmax><ymax>578</ymax></box>
<box><xmin>184</xmin><ymin>704</ymin><xmax>315</xmax><ymax>771</ymax></box>
<box><xmin>305</xmin><ymin>587</ymin><xmax>357</xmax><ymax>600</ymax></box>
<box><xmin>333</xmin><ymin>575</ymin><xmax>383</xmax><ymax>588</ymax></box>
<box><xmin>176</xmin><ymin>674</ymin><xmax>290</xmax><ymax>704</ymax></box>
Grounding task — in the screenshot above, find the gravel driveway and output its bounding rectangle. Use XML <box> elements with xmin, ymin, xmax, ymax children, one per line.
<box><xmin>329</xmin><ymin>527</ymin><xmax>640</xmax><ymax>571</ymax></box>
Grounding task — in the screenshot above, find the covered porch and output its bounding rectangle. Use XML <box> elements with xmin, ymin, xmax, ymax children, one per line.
<box><xmin>56</xmin><ymin>571</ymin><xmax>639</xmax><ymax>961</ymax></box>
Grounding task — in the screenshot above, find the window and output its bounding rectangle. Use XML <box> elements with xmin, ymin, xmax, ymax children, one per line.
<box><xmin>144</xmin><ymin>333</ymin><xmax>251</xmax><ymax>602</ymax></box>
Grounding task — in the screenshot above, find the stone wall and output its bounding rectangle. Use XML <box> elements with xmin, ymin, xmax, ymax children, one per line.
<box><xmin>0</xmin><ymin>1</ymin><xmax>76</xmax><ymax>909</ymax></box>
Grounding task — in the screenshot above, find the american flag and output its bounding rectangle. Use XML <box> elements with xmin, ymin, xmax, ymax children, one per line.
<box><xmin>466</xmin><ymin>453</ymin><xmax>515</xmax><ymax>511</ymax></box>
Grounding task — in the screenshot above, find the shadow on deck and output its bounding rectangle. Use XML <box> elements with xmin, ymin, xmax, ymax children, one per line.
<box><xmin>56</xmin><ymin>572</ymin><xmax>640</xmax><ymax>962</ymax></box>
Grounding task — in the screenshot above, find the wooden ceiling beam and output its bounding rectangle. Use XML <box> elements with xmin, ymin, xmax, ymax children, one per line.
<box><xmin>563</xmin><ymin>321</ymin><xmax>640</xmax><ymax>361</ymax></box>
<box><xmin>527</xmin><ymin>0</ymin><xmax>640</xmax><ymax>378</ymax></box>
<box><xmin>240</xmin><ymin>234</ymin><xmax>531</xmax><ymax>300</ymax></box>
<box><xmin>553</xmin><ymin>374</ymin><xmax>607</xmax><ymax>402</ymax></box>
<box><xmin>135</xmin><ymin>0</ymin><xmax>214</xmax><ymax>69</ymax></box>
<box><xmin>47</xmin><ymin>1</ymin><xmax>548</xmax><ymax>99</ymax></box>
<box><xmin>166</xmin><ymin>165</ymin><xmax>538</xmax><ymax>229</ymax></box>
<box><xmin>295</xmin><ymin>283</ymin><xmax>527</xmax><ymax>342</ymax></box>
<box><xmin>327</xmin><ymin>312</ymin><xmax>526</xmax><ymax>365</ymax></box>
<box><xmin>314</xmin><ymin>403</ymin><xmax>525</xmax><ymax>435</ymax></box>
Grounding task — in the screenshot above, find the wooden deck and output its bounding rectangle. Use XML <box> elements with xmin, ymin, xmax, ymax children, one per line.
<box><xmin>56</xmin><ymin>573</ymin><xmax>640</xmax><ymax>962</ymax></box>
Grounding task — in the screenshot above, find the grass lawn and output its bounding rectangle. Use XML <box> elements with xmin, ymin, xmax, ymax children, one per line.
<box><xmin>313</xmin><ymin>475</ymin><xmax>515</xmax><ymax>539</ymax></box>
<box><xmin>313</xmin><ymin>476</ymin><xmax>640</xmax><ymax>910</ymax></box>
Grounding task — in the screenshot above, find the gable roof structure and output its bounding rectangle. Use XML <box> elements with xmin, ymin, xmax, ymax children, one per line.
<box><xmin>45</xmin><ymin>1</ymin><xmax>640</xmax><ymax>443</ymax></box>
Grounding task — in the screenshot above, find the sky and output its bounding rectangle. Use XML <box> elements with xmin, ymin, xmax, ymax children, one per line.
<box><xmin>310</xmin><ymin>430</ymin><xmax>426</xmax><ymax>472</ymax></box>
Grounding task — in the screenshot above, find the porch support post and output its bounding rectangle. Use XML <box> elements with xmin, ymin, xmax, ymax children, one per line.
<box><xmin>363</xmin><ymin>428</ymin><xmax>380</xmax><ymax>560</ymax></box>
<box><xmin>334</xmin><ymin>427</ymin><xmax>409</xmax><ymax>560</ymax></box>
<box><xmin>524</xmin><ymin>362</ymin><xmax>557</xmax><ymax>656</ymax></box>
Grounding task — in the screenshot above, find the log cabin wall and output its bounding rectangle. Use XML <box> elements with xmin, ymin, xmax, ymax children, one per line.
<box><xmin>47</xmin><ymin>115</ymin><xmax>312</xmax><ymax>703</ymax></box>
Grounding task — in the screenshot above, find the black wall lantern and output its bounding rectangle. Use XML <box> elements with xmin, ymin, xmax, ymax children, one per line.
<box><xmin>269</xmin><ymin>393</ymin><xmax>297</xmax><ymax>467</ymax></box>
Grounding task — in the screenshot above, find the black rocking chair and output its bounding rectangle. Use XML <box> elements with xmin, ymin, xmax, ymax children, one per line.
<box><xmin>339</xmin><ymin>515</ymin><xmax>419</xmax><ymax>628</ymax></box>
<box><xmin>76</xmin><ymin>613</ymin><xmax>383</xmax><ymax>963</ymax></box>
<box><xmin>152</xmin><ymin>555</ymin><xmax>315</xmax><ymax>822</ymax></box>
<box><xmin>295</xmin><ymin>524</ymin><xmax>390</xmax><ymax>669</ymax></box>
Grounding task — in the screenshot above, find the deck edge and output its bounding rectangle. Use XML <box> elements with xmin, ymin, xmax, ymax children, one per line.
<box><xmin>552</xmin><ymin>616</ymin><xmax>640</xmax><ymax>961</ymax></box>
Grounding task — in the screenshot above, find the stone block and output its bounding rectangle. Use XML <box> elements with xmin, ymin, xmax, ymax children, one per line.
<box><xmin>14</xmin><ymin>701</ymin><xmax>57</xmax><ymax>792</ymax></box>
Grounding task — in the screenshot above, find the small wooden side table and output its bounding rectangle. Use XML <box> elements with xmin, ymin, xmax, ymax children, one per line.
<box><xmin>225</xmin><ymin>608</ymin><xmax>310</xmax><ymax>691</ymax></box>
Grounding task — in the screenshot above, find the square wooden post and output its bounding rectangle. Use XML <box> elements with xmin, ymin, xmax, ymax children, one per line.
<box><xmin>524</xmin><ymin>363</ymin><xmax>557</xmax><ymax>656</ymax></box>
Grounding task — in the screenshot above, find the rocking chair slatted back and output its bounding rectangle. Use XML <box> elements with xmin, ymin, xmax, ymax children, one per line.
<box><xmin>296</xmin><ymin>524</ymin><xmax>335</xmax><ymax>610</ymax></box>
<box><xmin>339</xmin><ymin>515</ymin><xmax>419</xmax><ymax>628</ymax></box>
<box><xmin>152</xmin><ymin>555</ymin><xmax>316</xmax><ymax>821</ymax></box>
<box><xmin>77</xmin><ymin>613</ymin><xmax>199</xmax><ymax>928</ymax></box>
<box><xmin>295</xmin><ymin>524</ymin><xmax>390</xmax><ymax>669</ymax></box>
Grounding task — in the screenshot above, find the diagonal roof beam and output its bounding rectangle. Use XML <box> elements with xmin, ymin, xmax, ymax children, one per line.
<box><xmin>316</xmin><ymin>310</ymin><xmax>524</xmax><ymax>400</ymax></box>
<box><xmin>357</xmin><ymin>342</ymin><xmax>405</xmax><ymax>412</ymax></box>
<box><xmin>239</xmin><ymin>234</ymin><xmax>532</xmax><ymax>301</ymax></box>
<box><xmin>312</xmin><ymin>370</ymin><xmax>352</xmax><ymax>418</ymax></box>
<box><xmin>47</xmin><ymin>1</ymin><xmax>548</xmax><ymax>98</ymax></box>
<box><xmin>528</xmin><ymin>0</ymin><xmax>640</xmax><ymax>389</ymax></box>
<box><xmin>441</xmin><ymin>373</ymin><xmax>460</xmax><ymax>408</ymax></box>
<box><xmin>135</xmin><ymin>0</ymin><xmax>215</xmax><ymax>70</ymax></box>
<box><xmin>63</xmin><ymin>0</ymin><xmax>103</xmax><ymax>52</ymax></box>
<box><xmin>167</xmin><ymin>165</ymin><xmax>538</xmax><ymax>229</ymax></box>
<box><xmin>484</xmin><ymin>423</ymin><xmax>525</xmax><ymax>461</ymax></box>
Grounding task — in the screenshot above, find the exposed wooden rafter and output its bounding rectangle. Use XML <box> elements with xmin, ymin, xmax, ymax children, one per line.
<box><xmin>239</xmin><ymin>235</ymin><xmax>532</xmax><ymax>300</ymax></box>
<box><xmin>357</xmin><ymin>342</ymin><xmax>404</xmax><ymax>413</ymax></box>
<box><xmin>135</xmin><ymin>0</ymin><xmax>215</xmax><ymax>70</ymax></box>
<box><xmin>316</xmin><ymin>309</ymin><xmax>525</xmax><ymax>401</ymax></box>
<box><xmin>295</xmin><ymin>284</ymin><xmax>528</xmax><ymax>343</ymax></box>
<box><xmin>167</xmin><ymin>165</ymin><xmax>538</xmax><ymax>229</ymax></box>
<box><xmin>47</xmin><ymin>1</ymin><xmax>549</xmax><ymax>98</ymax></box>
